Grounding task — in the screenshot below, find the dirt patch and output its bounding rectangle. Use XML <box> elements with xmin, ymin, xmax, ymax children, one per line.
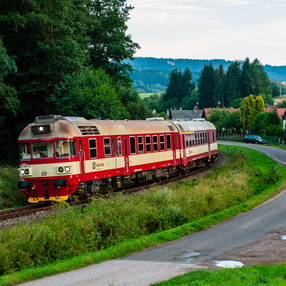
<box><xmin>213</xmin><ymin>227</ymin><xmax>286</xmax><ymax>266</ymax></box>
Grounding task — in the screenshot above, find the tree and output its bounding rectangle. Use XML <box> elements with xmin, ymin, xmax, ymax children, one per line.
<box><xmin>162</xmin><ymin>68</ymin><xmax>195</xmax><ymax>110</ymax></box>
<box><xmin>249</xmin><ymin>59</ymin><xmax>271</xmax><ymax>96</ymax></box>
<box><xmin>50</xmin><ymin>68</ymin><xmax>127</xmax><ymax>119</ymax></box>
<box><xmin>87</xmin><ymin>0</ymin><xmax>140</xmax><ymax>86</ymax></box>
<box><xmin>207</xmin><ymin>109</ymin><xmax>242</xmax><ymax>133</ymax></box>
<box><xmin>197</xmin><ymin>63</ymin><xmax>215</xmax><ymax>108</ymax></box>
<box><xmin>214</xmin><ymin>64</ymin><xmax>225</xmax><ymax>107</ymax></box>
<box><xmin>225</xmin><ymin>61</ymin><xmax>242</xmax><ymax>107</ymax></box>
<box><xmin>241</xmin><ymin>57</ymin><xmax>251</xmax><ymax>98</ymax></box>
<box><xmin>240</xmin><ymin>94</ymin><xmax>265</xmax><ymax>129</ymax></box>
<box><xmin>251</xmin><ymin>111</ymin><xmax>283</xmax><ymax>137</ymax></box>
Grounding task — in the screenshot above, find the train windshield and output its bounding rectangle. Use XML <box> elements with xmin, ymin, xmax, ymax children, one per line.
<box><xmin>55</xmin><ymin>140</ymin><xmax>76</xmax><ymax>157</ymax></box>
<box><xmin>32</xmin><ymin>142</ymin><xmax>54</xmax><ymax>158</ymax></box>
<box><xmin>19</xmin><ymin>143</ymin><xmax>31</xmax><ymax>159</ymax></box>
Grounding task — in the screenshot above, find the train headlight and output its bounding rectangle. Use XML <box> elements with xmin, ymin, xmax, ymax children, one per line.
<box><xmin>19</xmin><ymin>167</ymin><xmax>32</xmax><ymax>177</ymax></box>
<box><xmin>57</xmin><ymin>166</ymin><xmax>71</xmax><ymax>174</ymax></box>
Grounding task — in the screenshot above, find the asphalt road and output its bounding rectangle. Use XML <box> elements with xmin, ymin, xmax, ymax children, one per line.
<box><xmin>19</xmin><ymin>142</ymin><xmax>286</xmax><ymax>286</ymax></box>
<box><xmin>219</xmin><ymin>141</ymin><xmax>286</xmax><ymax>167</ymax></box>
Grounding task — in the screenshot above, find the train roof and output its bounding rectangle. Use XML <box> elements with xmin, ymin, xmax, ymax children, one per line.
<box><xmin>172</xmin><ymin>119</ymin><xmax>216</xmax><ymax>132</ymax></box>
<box><xmin>18</xmin><ymin>115</ymin><xmax>216</xmax><ymax>141</ymax></box>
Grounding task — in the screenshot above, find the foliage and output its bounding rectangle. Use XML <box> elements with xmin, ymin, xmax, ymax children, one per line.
<box><xmin>240</xmin><ymin>94</ymin><xmax>265</xmax><ymax>129</ymax></box>
<box><xmin>197</xmin><ymin>58</ymin><xmax>272</xmax><ymax>108</ymax></box>
<box><xmin>0</xmin><ymin>39</ymin><xmax>19</xmax><ymax>126</ymax></box>
<box><xmin>161</xmin><ymin>68</ymin><xmax>196</xmax><ymax>110</ymax></box>
<box><xmin>50</xmin><ymin>68</ymin><xmax>127</xmax><ymax>119</ymax></box>
<box><xmin>0</xmin><ymin>166</ymin><xmax>27</xmax><ymax>208</ymax></box>
<box><xmin>207</xmin><ymin>109</ymin><xmax>242</xmax><ymax>133</ymax></box>
<box><xmin>197</xmin><ymin>63</ymin><xmax>215</xmax><ymax>108</ymax></box>
<box><xmin>0</xmin><ymin>0</ymin><xmax>141</xmax><ymax>165</ymax></box>
<box><xmin>225</xmin><ymin>60</ymin><xmax>242</xmax><ymax>106</ymax></box>
<box><xmin>251</xmin><ymin>111</ymin><xmax>283</xmax><ymax>137</ymax></box>
<box><xmin>214</xmin><ymin>64</ymin><xmax>225</xmax><ymax>107</ymax></box>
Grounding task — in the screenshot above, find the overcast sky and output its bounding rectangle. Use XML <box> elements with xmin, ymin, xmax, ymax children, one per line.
<box><xmin>127</xmin><ymin>0</ymin><xmax>286</xmax><ymax>66</ymax></box>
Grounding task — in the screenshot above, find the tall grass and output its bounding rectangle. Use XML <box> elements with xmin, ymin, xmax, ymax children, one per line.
<box><xmin>0</xmin><ymin>166</ymin><xmax>27</xmax><ymax>208</ymax></box>
<box><xmin>0</xmin><ymin>146</ymin><xmax>285</xmax><ymax>280</ymax></box>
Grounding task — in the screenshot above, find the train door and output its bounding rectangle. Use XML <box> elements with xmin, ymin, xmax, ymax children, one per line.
<box><xmin>112</xmin><ymin>138</ymin><xmax>118</xmax><ymax>168</ymax></box>
<box><xmin>123</xmin><ymin>138</ymin><xmax>130</xmax><ymax>174</ymax></box>
<box><xmin>172</xmin><ymin>134</ymin><xmax>177</xmax><ymax>165</ymax></box>
<box><xmin>181</xmin><ymin>133</ymin><xmax>187</xmax><ymax>166</ymax></box>
<box><xmin>207</xmin><ymin>132</ymin><xmax>211</xmax><ymax>160</ymax></box>
<box><xmin>79</xmin><ymin>140</ymin><xmax>85</xmax><ymax>174</ymax></box>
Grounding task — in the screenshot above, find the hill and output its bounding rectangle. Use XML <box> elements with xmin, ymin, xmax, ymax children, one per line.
<box><xmin>125</xmin><ymin>57</ymin><xmax>286</xmax><ymax>93</ymax></box>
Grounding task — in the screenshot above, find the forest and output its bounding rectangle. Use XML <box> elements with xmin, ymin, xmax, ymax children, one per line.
<box><xmin>128</xmin><ymin>57</ymin><xmax>286</xmax><ymax>93</ymax></box>
<box><xmin>0</xmin><ymin>0</ymin><xmax>152</xmax><ymax>165</ymax></box>
<box><xmin>0</xmin><ymin>1</ymin><xmax>285</xmax><ymax>165</ymax></box>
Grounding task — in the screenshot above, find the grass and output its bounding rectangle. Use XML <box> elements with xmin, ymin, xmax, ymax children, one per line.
<box><xmin>0</xmin><ymin>145</ymin><xmax>286</xmax><ymax>285</ymax></box>
<box><xmin>0</xmin><ymin>166</ymin><xmax>27</xmax><ymax>208</ymax></box>
<box><xmin>152</xmin><ymin>264</ymin><xmax>286</xmax><ymax>286</ymax></box>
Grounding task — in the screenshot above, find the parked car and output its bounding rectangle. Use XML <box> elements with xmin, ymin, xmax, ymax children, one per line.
<box><xmin>243</xmin><ymin>135</ymin><xmax>266</xmax><ymax>144</ymax></box>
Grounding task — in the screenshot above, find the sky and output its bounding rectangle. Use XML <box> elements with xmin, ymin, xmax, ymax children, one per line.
<box><xmin>127</xmin><ymin>0</ymin><xmax>286</xmax><ymax>66</ymax></box>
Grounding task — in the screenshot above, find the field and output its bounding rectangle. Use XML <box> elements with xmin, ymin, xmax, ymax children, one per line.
<box><xmin>1</xmin><ymin>145</ymin><xmax>286</xmax><ymax>285</ymax></box>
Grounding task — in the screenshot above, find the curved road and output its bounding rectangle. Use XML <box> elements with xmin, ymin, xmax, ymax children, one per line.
<box><xmin>20</xmin><ymin>142</ymin><xmax>286</xmax><ymax>286</ymax></box>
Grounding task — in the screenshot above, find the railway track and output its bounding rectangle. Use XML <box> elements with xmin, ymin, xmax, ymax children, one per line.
<box><xmin>0</xmin><ymin>155</ymin><xmax>221</xmax><ymax>223</ymax></box>
<box><xmin>0</xmin><ymin>204</ymin><xmax>52</xmax><ymax>221</ymax></box>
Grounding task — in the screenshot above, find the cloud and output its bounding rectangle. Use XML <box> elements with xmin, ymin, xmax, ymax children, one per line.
<box><xmin>127</xmin><ymin>0</ymin><xmax>286</xmax><ymax>65</ymax></box>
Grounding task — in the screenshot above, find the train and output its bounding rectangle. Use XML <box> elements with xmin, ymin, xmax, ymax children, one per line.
<box><xmin>18</xmin><ymin>115</ymin><xmax>218</xmax><ymax>203</ymax></box>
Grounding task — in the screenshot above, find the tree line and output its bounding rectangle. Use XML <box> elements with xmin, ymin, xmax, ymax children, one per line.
<box><xmin>144</xmin><ymin>57</ymin><xmax>280</xmax><ymax>113</ymax></box>
<box><xmin>0</xmin><ymin>0</ymin><xmax>153</xmax><ymax>165</ymax></box>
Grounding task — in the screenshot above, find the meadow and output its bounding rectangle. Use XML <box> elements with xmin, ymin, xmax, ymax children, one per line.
<box><xmin>0</xmin><ymin>145</ymin><xmax>286</xmax><ymax>285</ymax></box>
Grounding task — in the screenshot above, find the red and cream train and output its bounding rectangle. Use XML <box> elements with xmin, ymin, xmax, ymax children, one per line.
<box><xmin>18</xmin><ymin>115</ymin><xmax>218</xmax><ymax>203</ymax></box>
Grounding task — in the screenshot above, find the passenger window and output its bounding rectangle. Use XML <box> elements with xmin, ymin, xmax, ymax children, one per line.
<box><xmin>118</xmin><ymin>137</ymin><xmax>122</xmax><ymax>155</ymax></box>
<box><xmin>89</xmin><ymin>139</ymin><xmax>97</xmax><ymax>158</ymax></box>
<box><xmin>153</xmin><ymin>135</ymin><xmax>158</xmax><ymax>151</ymax></box>
<box><xmin>166</xmin><ymin>134</ymin><xmax>171</xmax><ymax>150</ymax></box>
<box><xmin>146</xmin><ymin>136</ymin><xmax>151</xmax><ymax>152</ymax></box>
<box><xmin>160</xmin><ymin>135</ymin><xmax>165</xmax><ymax>150</ymax></box>
<box><xmin>138</xmin><ymin>136</ymin><xmax>144</xmax><ymax>153</ymax></box>
<box><xmin>104</xmin><ymin>138</ymin><xmax>111</xmax><ymax>157</ymax></box>
<box><xmin>130</xmin><ymin>137</ymin><xmax>136</xmax><ymax>154</ymax></box>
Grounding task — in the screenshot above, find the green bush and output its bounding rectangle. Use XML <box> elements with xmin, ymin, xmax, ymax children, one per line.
<box><xmin>0</xmin><ymin>166</ymin><xmax>27</xmax><ymax>208</ymax></box>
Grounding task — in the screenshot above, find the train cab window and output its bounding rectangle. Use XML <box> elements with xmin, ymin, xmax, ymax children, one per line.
<box><xmin>56</xmin><ymin>140</ymin><xmax>76</xmax><ymax>158</ymax></box>
<box><xmin>118</xmin><ymin>137</ymin><xmax>122</xmax><ymax>155</ymax></box>
<box><xmin>89</xmin><ymin>139</ymin><xmax>97</xmax><ymax>158</ymax></box>
<box><xmin>130</xmin><ymin>137</ymin><xmax>136</xmax><ymax>154</ymax></box>
<box><xmin>138</xmin><ymin>136</ymin><xmax>144</xmax><ymax>153</ymax></box>
<box><xmin>153</xmin><ymin>135</ymin><xmax>158</xmax><ymax>151</ymax></box>
<box><xmin>33</xmin><ymin>141</ymin><xmax>54</xmax><ymax>158</ymax></box>
<box><xmin>160</xmin><ymin>135</ymin><xmax>165</xmax><ymax>151</ymax></box>
<box><xmin>19</xmin><ymin>143</ymin><xmax>31</xmax><ymax>159</ymax></box>
<box><xmin>166</xmin><ymin>134</ymin><xmax>171</xmax><ymax>150</ymax></box>
<box><xmin>146</xmin><ymin>136</ymin><xmax>151</xmax><ymax>152</ymax></box>
<box><xmin>104</xmin><ymin>138</ymin><xmax>111</xmax><ymax>157</ymax></box>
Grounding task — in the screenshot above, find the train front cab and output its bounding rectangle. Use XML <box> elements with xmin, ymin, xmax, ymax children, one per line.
<box><xmin>18</xmin><ymin>138</ymin><xmax>82</xmax><ymax>203</ymax></box>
